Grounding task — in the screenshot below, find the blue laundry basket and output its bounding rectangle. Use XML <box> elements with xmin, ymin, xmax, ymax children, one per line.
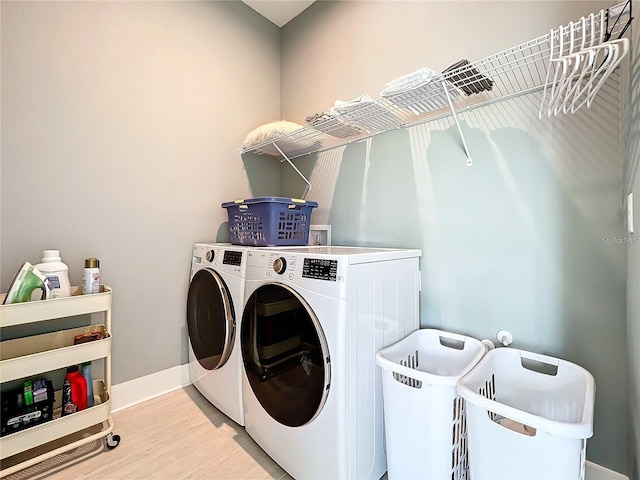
<box><xmin>222</xmin><ymin>197</ymin><xmax>318</xmax><ymax>246</ymax></box>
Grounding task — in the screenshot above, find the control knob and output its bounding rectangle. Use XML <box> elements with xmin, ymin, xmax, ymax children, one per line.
<box><xmin>206</xmin><ymin>250</ymin><xmax>215</xmax><ymax>262</ymax></box>
<box><xmin>273</xmin><ymin>257</ymin><xmax>287</xmax><ymax>275</ymax></box>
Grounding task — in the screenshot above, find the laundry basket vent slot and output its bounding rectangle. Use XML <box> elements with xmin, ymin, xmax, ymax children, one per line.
<box><xmin>278</xmin><ymin>211</ymin><xmax>309</xmax><ymax>241</ymax></box>
<box><xmin>479</xmin><ymin>373</ymin><xmax>498</xmax><ymax>422</ymax></box>
<box><xmin>392</xmin><ymin>350</ymin><xmax>422</xmax><ymax>388</ymax></box>
<box><xmin>493</xmin><ymin>415</ymin><xmax>537</xmax><ymax>436</ymax></box>
<box><xmin>478</xmin><ymin>373</ymin><xmax>538</xmax><ymax>436</ymax></box>
<box><xmin>451</xmin><ymin>396</ymin><xmax>469</xmax><ymax>480</ymax></box>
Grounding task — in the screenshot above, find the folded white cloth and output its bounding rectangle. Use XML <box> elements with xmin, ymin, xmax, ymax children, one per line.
<box><xmin>304</xmin><ymin>111</ymin><xmax>332</xmax><ymax>124</ymax></box>
<box><xmin>380</xmin><ymin>67</ymin><xmax>440</xmax><ymax>96</ymax></box>
<box><xmin>330</xmin><ymin>94</ymin><xmax>376</xmax><ymax>115</ymax></box>
<box><xmin>328</xmin><ymin>93</ymin><xmax>404</xmax><ymax>133</ymax></box>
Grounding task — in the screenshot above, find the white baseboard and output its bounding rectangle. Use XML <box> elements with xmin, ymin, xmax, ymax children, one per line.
<box><xmin>111</xmin><ymin>363</ymin><xmax>191</xmax><ymax>413</ymax></box>
<box><xmin>586</xmin><ymin>461</ymin><xmax>629</xmax><ymax>480</ymax></box>
<box><xmin>110</xmin><ymin>366</ymin><xmax>628</xmax><ymax>480</ymax></box>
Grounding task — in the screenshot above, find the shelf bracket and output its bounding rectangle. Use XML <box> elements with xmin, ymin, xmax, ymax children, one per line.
<box><xmin>441</xmin><ymin>80</ymin><xmax>473</xmax><ymax>166</ymax></box>
<box><xmin>272</xmin><ymin>142</ymin><xmax>312</xmax><ymax>199</ymax></box>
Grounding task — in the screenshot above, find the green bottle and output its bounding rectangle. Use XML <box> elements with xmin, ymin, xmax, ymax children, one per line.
<box><xmin>23</xmin><ymin>380</ymin><xmax>33</xmax><ymax>406</ymax></box>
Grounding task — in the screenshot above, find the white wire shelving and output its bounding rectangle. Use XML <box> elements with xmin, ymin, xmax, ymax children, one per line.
<box><xmin>239</xmin><ymin>1</ymin><xmax>633</xmax><ymax>171</ymax></box>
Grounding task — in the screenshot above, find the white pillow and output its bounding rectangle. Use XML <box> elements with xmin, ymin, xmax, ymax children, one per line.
<box><xmin>241</xmin><ymin>120</ymin><xmax>315</xmax><ymax>156</ymax></box>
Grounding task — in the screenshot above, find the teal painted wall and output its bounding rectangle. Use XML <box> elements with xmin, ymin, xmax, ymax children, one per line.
<box><xmin>281</xmin><ymin>90</ymin><xmax>628</xmax><ymax>472</ymax></box>
<box><xmin>280</xmin><ymin>1</ymin><xmax>629</xmax><ymax>472</ymax></box>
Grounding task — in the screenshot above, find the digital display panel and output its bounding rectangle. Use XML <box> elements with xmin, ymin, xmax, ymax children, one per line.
<box><xmin>302</xmin><ymin>258</ymin><xmax>337</xmax><ymax>281</ymax></box>
<box><xmin>223</xmin><ymin>250</ymin><xmax>243</xmax><ymax>266</ymax></box>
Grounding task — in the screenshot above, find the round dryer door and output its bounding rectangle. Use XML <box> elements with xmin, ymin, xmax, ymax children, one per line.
<box><xmin>241</xmin><ymin>284</ymin><xmax>330</xmax><ymax>428</ymax></box>
<box><xmin>187</xmin><ymin>268</ymin><xmax>235</xmax><ymax>371</ymax></box>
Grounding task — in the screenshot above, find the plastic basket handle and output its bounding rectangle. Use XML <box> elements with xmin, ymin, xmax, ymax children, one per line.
<box><xmin>376</xmin><ymin>351</ymin><xmax>458</xmax><ymax>386</ymax></box>
<box><xmin>519</xmin><ymin>351</ymin><xmax>559</xmax><ymax>376</ymax></box>
<box><xmin>438</xmin><ymin>330</ymin><xmax>469</xmax><ymax>350</ymax></box>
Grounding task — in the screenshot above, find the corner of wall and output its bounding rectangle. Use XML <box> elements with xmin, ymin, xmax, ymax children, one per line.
<box><xmin>626</xmin><ymin>0</ymin><xmax>640</xmax><ymax>476</ymax></box>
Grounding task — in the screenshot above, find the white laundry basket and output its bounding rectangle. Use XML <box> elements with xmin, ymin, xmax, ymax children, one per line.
<box><xmin>375</xmin><ymin>329</ymin><xmax>485</xmax><ymax>480</ymax></box>
<box><xmin>456</xmin><ymin>348</ymin><xmax>595</xmax><ymax>480</ymax></box>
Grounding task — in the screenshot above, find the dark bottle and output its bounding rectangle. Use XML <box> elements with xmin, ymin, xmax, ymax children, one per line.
<box><xmin>81</xmin><ymin>362</ymin><xmax>94</xmax><ymax>408</ymax></box>
<box><xmin>61</xmin><ymin>366</ymin><xmax>87</xmax><ymax>416</ymax></box>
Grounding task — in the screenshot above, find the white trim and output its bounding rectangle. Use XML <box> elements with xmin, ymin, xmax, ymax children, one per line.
<box><xmin>586</xmin><ymin>461</ymin><xmax>629</xmax><ymax>480</ymax></box>
<box><xmin>111</xmin><ymin>364</ymin><xmax>191</xmax><ymax>413</ymax></box>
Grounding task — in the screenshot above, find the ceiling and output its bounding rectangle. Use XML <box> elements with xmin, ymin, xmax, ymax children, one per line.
<box><xmin>241</xmin><ymin>0</ymin><xmax>316</xmax><ymax>27</ymax></box>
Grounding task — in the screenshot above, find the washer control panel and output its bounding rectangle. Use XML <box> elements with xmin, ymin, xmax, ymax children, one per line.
<box><xmin>302</xmin><ymin>258</ymin><xmax>337</xmax><ymax>281</ymax></box>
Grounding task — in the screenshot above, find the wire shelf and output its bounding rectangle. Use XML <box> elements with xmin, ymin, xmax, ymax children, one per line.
<box><xmin>239</xmin><ymin>1</ymin><xmax>632</xmax><ymax>162</ymax></box>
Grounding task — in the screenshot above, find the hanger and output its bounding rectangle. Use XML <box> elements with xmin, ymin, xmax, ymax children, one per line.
<box><xmin>565</xmin><ymin>14</ymin><xmax>597</xmax><ymax>113</ymax></box>
<box><xmin>559</xmin><ymin>16</ymin><xmax>594</xmax><ymax>114</ymax></box>
<box><xmin>585</xmin><ymin>37</ymin><xmax>629</xmax><ymax>108</ymax></box>
<box><xmin>567</xmin><ymin>7</ymin><xmax>630</xmax><ymax>112</ymax></box>
<box><xmin>551</xmin><ymin>21</ymin><xmax>583</xmax><ymax>116</ymax></box>
<box><xmin>539</xmin><ymin>25</ymin><xmax>569</xmax><ymax>119</ymax></box>
<box><xmin>538</xmin><ymin>7</ymin><xmax>630</xmax><ymax>116</ymax></box>
<box><xmin>570</xmin><ymin>10</ymin><xmax>610</xmax><ymax>112</ymax></box>
<box><xmin>570</xmin><ymin>43</ymin><xmax>615</xmax><ymax>112</ymax></box>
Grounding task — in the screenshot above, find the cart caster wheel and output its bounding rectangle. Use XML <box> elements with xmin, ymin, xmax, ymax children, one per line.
<box><xmin>105</xmin><ymin>433</ymin><xmax>121</xmax><ymax>450</ymax></box>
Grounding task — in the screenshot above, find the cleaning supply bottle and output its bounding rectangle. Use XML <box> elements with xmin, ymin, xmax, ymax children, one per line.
<box><xmin>61</xmin><ymin>365</ymin><xmax>87</xmax><ymax>416</ymax></box>
<box><xmin>34</xmin><ymin>250</ymin><xmax>71</xmax><ymax>299</ymax></box>
<box><xmin>81</xmin><ymin>362</ymin><xmax>94</xmax><ymax>407</ymax></box>
<box><xmin>23</xmin><ymin>380</ymin><xmax>33</xmax><ymax>407</ymax></box>
<box><xmin>82</xmin><ymin>258</ymin><xmax>100</xmax><ymax>295</ymax></box>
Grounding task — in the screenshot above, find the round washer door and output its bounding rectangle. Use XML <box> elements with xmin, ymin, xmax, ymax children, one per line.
<box><xmin>187</xmin><ymin>268</ymin><xmax>235</xmax><ymax>371</ymax></box>
<box><xmin>241</xmin><ymin>284</ymin><xmax>330</xmax><ymax>427</ymax></box>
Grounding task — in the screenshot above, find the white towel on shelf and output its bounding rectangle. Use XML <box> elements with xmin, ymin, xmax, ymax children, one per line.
<box><xmin>380</xmin><ymin>67</ymin><xmax>440</xmax><ymax>96</ymax></box>
<box><xmin>329</xmin><ymin>93</ymin><xmax>403</xmax><ymax>133</ymax></box>
<box><xmin>330</xmin><ymin>94</ymin><xmax>376</xmax><ymax>114</ymax></box>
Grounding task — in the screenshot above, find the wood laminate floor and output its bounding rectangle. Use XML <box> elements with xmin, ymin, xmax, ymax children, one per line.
<box><xmin>3</xmin><ymin>386</ymin><xmax>292</xmax><ymax>480</ymax></box>
<box><xmin>4</xmin><ymin>386</ymin><xmax>613</xmax><ymax>480</ymax></box>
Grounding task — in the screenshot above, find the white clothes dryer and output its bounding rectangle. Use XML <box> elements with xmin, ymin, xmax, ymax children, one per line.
<box><xmin>187</xmin><ymin>243</ymin><xmax>249</xmax><ymax>426</ymax></box>
<box><xmin>240</xmin><ymin>246</ymin><xmax>421</xmax><ymax>480</ymax></box>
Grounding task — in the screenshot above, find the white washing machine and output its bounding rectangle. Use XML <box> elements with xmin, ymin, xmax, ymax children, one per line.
<box><xmin>240</xmin><ymin>246</ymin><xmax>421</xmax><ymax>480</ymax></box>
<box><xmin>187</xmin><ymin>243</ymin><xmax>249</xmax><ymax>426</ymax></box>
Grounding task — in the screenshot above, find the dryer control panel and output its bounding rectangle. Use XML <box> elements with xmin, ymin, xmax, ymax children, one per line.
<box><xmin>265</xmin><ymin>253</ymin><xmax>341</xmax><ymax>285</ymax></box>
<box><xmin>302</xmin><ymin>258</ymin><xmax>337</xmax><ymax>281</ymax></box>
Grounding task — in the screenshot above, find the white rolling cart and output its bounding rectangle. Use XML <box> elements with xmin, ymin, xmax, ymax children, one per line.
<box><xmin>0</xmin><ymin>285</ymin><xmax>120</xmax><ymax>477</ymax></box>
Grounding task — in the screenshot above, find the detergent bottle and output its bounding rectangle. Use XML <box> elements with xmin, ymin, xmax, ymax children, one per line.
<box><xmin>34</xmin><ymin>250</ymin><xmax>71</xmax><ymax>299</ymax></box>
<box><xmin>61</xmin><ymin>365</ymin><xmax>87</xmax><ymax>415</ymax></box>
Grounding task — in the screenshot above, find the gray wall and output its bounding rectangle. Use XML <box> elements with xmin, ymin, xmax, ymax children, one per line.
<box><xmin>625</xmin><ymin>2</ymin><xmax>640</xmax><ymax>477</ymax></box>
<box><xmin>281</xmin><ymin>0</ymin><xmax>628</xmax><ymax>474</ymax></box>
<box><xmin>1</xmin><ymin>1</ymin><xmax>281</xmax><ymax>383</ymax></box>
